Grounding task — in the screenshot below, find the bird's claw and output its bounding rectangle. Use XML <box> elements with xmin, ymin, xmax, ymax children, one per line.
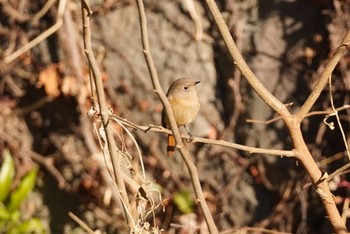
<box><xmin>185</xmin><ymin>134</ymin><xmax>193</xmax><ymax>143</ymax></box>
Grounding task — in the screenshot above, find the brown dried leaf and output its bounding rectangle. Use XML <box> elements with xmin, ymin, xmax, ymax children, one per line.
<box><xmin>37</xmin><ymin>64</ymin><xmax>60</xmax><ymax>97</ymax></box>
<box><xmin>61</xmin><ymin>75</ymin><xmax>78</xmax><ymax>96</ymax></box>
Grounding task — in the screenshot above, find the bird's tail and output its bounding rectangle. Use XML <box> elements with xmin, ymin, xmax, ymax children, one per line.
<box><xmin>167</xmin><ymin>134</ymin><xmax>176</xmax><ymax>157</ymax></box>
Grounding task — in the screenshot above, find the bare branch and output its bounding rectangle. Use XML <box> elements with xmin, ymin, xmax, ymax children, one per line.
<box><xmin>205</xmin><ymin>0</ymin><xmax>349</xmax><ymax>232</ymax></box>
<box><xmin>246</xmin><ymin>105</ymin><xmax>350</xmax><ymax>125</ymax></box>
<box><xmin>110</xmin><ymin>115</ymin><xmax>295</xmax><ymax>158</ymax></box>
<box><xmin>327</xmin><ymin>78</ymin><xmax>350</xmax><ymax>161</ymax></box>
<box><xmin>135</xmin><ymin>0</ymin><xmax>218</xmax><ymax>232</ymax></box>
<box><xmin>80</xmin><ymin>0</ymin><xmax>134</xmax><ymax>229</ymax></box>
<box><xmin>205</xmin><ymin>0</ymin><xmax>288</xmax><ymax>117</ymax></box>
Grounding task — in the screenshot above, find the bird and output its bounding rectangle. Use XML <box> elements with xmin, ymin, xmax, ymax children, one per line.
<box><xmin>161</xmin><ymin>78</ymin><xmax>200</xmax><ymax>157</ymax></box>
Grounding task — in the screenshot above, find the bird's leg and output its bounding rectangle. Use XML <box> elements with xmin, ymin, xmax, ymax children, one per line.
<box><xmin>184</xmin><ymin>124</ymin><xmax>193</xmax><ymax>143</ymax></box>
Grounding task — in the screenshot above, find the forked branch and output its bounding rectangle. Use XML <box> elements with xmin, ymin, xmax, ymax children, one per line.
<box><xmin>205</xmin><ymin>0</ymin><xmax>349</xmax><ymax>232</ymax></box>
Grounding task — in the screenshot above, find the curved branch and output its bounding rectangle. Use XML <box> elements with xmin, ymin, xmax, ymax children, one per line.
<box><xmin>205</xmin><ymin>0</ymin><xmax>288</xmax><ymax>117</ymax></box>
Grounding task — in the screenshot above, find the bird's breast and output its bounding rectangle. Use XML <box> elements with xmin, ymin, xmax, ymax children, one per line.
<box><xmin>169</xmin><ymin>96</ymin><xmax>200</xmax><ymax>126</ymax></box>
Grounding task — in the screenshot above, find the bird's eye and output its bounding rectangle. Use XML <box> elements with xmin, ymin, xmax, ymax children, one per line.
<box><xmin>183</xmin><ymin>86</ymin><xmax>189</xmax><ymax>91</ymax></box>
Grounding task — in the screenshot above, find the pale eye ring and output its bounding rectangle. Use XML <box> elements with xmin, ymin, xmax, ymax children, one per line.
<box><xmin>183</xmin><ymin>86</ymin><xmax>189</xmax><ymax>91</ymax></box>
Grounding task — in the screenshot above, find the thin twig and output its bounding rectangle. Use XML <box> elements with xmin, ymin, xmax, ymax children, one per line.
<box><xmin>183</xmin><ymin>0</ymin><xmax>203</xmax><ymax>40</ymax></box>
<box><xmin>0</xmin><ymin>1</ymin><xmax>30</xmax><ymax>22</ymax></box>
<box><xmin>328</xmin><ymin>78</ymin><xmax>350</xmax><ymax>161</ymax></box>
<box><xmin>297</xmin><ymin>30</ymin><xmax>350</xmax><ymax>121</ymax></box>
<box><xmin>4</xmin><ymin>0</ymin><xmax>67</xmax><ymax>64</ymax></box>
<box><xmin>135</xmin><ymin>0</ymin><xmax>218</xmax><ymax>232</ymax></box>
<box><xmin>205</xmin><ymin>0</ymin><xmax>288</xmax><ymax>117</ymax></box>
<box><xmin>68</xmin><ymin>212</ymin><xmax>96</xmax><ymax>234</ymax></box>
<box><xmin>110</xmin><ymin>116</ymin><xmax>146</xmax><ymax>182</ymax></box>
<box><xmin>328</xmin><ymin>163</ymin><xmax>350</xmax><ymax>182</ymax></box>
<box><xmin>80</xmin><ymin>0</ymin><xmax>134</xmax><ymax>229</ymax></box>
<box><xmin>32</xmin><ymin>0</ymin><xmax>55</xmax><ymax>23</ymax></box>
<box><xmin>220</xmin><ymin>226</ymin><xmax>292</xmax><ymax>234</ymax></box>
<box><xmin>246</xmin><ymin>105</ymin><xmax>350</xmax><ymax>125</ymax></box>
<box><xmin>341</xmin><ymin>198</ymin><xmax>349</xmax><ymax>224</ymax></box>
<box><xmin>109</xmin><ymin>114</ymin><xmax>295</xmax><ymax>157</ymax></box>
<box><xmin>30</xmin><ymin>151</ymin><xmax>66</xmax><ymax>189</ymax></box>
<box><xmin>246</xmin><ymin>116</ymin><xmax>282</xmax><ymax>125</ymax></box>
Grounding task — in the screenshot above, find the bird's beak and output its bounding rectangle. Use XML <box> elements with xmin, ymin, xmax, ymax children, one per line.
<box><xmin>195</xmin><ymin>81</ymin><xmax>201</xmax><ymax>85</ymax></box>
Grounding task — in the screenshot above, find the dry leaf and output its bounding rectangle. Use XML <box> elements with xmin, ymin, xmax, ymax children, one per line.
<box><xmin>37</xmin><ymin>64</ymin><xmax>60</xmax><ymax>97</ymax></box>
<box><xmin>61</xmin><ymin>75</ymin><xmax>78</xmax><ymax>96</ymax></box>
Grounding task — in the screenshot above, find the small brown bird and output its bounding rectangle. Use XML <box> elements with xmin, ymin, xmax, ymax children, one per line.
<box><xmin>161</xmin><ymin>78</ymin><xmax>200</xmax><ymax>157</ymax></box>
